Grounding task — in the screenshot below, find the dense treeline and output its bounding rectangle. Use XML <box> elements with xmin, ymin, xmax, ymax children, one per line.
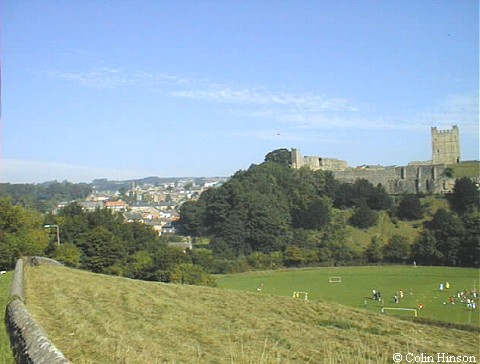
<box><xmin>0</xmin><ymin>198</ymin><xmax>215</xmax><ymax>286</ymax></box>
<box><xmin>177</xmin><ymin>151</ymin><xmax>479</xmax><ymax>269</ymax></box>
<box><xmin>0</xmin><ymin>181</ymin><xmax>92</xmax><ymax>212</ymax></box>
<box><xmin>178</xmin><ymin>158</ymin><xmax>391</xmax><ymax>268</ymax></box>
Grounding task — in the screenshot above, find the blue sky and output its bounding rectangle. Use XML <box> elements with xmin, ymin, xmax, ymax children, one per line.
<box><xmin>1</xmin><ymin>1</ymin><xmax>478</xmax><ymax>183</ymax></box>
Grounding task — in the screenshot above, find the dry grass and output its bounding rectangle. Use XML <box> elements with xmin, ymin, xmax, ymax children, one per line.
<box><xmin>25</xmin><ymin>265</ymin><xmax>479</xmax><ymax>363</ymax></box>
<box><xmin>0</xmin><ymin>271</ymin><xmax>15</xmax><ymax>364</ymax></box>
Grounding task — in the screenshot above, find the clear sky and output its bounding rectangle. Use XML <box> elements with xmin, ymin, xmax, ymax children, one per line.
<box><xmin>1</xmin><ymin>0</ymin><xmax>478</xmax><ymax>183</ymax></box>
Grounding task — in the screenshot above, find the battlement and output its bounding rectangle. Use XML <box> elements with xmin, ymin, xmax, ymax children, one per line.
<box><xmin>431</xmin><ymin>125</ymin><xmax>459</xmax><ymax>134</ymax></box>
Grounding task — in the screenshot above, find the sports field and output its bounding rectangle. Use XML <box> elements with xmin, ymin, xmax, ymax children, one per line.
<box><xmin>217</xmin><ymin>266</ymin><xmax>480</xmax><ymax>326</ymax></box>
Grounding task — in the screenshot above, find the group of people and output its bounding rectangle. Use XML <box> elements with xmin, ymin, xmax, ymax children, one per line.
<box><xmin>368</xmin><ymin>282</ymin><xmax>478</xmax><ymax>312</ymax></box>
<box><xmin>447</xmin><ymin>289</ymin><xmax>478</xmax><ymax>310</ymax></box>
<box><xmin>372</xmin><ymin>289</ymin><xmax>382</xmax><ymax>302</ymax></box>
<box><xmin>439</xmin><ymin>282</ymin><xmax>451</xmax><ymax>291</ymax></box>
<box><xmin>371</xmin><ymin>289</ymin><xmax>406</xmax><ymax>304</ymax></box>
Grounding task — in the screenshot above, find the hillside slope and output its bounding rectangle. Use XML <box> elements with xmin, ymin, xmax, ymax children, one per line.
<box><xmin>25</xmin><ymin>265</ymin><xmax>479</xmax><ymax>363</ymax></box>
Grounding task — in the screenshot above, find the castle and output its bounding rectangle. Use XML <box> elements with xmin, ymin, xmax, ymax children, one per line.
<box><xmin>291</xmin><ymin>126</ymin><xmax>465</xmax><ymax>194</ymax></box>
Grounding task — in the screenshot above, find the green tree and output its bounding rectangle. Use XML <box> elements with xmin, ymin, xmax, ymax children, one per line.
<box><xmin>170</xmin><ymin>263</ymin><xmax>216</xmax><ymax>286</ymax></box>
<box><xmin>365</xmin><ymin>236</ymin><xmax>384</xmax><ymax>263</ymax></box>
<box><xmin>320</xmin><ymin>212</ymin><xmax>357</xmax><ymax>266</ymax></box>
<box><xmin>459</xmin><ymin>212</ymin><xmax>480</xmax><ymax>267</ymax></box>
<box><xmin>349</xmin><ymin>203</ymin><xmax>378</xmax><ymax>229</ymax></box>
<box><xmin>264</xmin><ymin>148</ymin><xmax>291</xmax><ymax>167</ymax></box>
<box><xmin>368</xmin><ymin>184</ymin><xmax>392</xmax><ymax>211</ymax></box>
<box><xmin>246</xmin><ymin>192</ymin><xmax>291</xmax><ymax>253</ymax></box>
<box><xmin>53</xmin><ymin>242</ymin><xmax>82</xmax><ymax>267</ymax></box>
<box><xmin>124</xmin><ymin>250</ymin><xmax>155</xmax><ymax>279</ymax></box>
<box><xmin>152</xmin><ymin>245</ymin><xmax>191</xmax><ymax>282</ymax></box>
<box><xmin>177</xmin><ymin>200</ymin><xmax>207</xmax><ymax>237</ymax></box>
<box><xmin>397</xmin><ymin>194</ymin><xmax>423</xmax><ymax>221</ymax></box>
<box><xmin>292</xmin><ymin>197</ymin><xmax>331</xmax><ymax>230</ymax></box>
<box><xmin>188</xmin><ymin>248</ymin><xmax>216</xmax><ymax>273</ymax></box>
<box><xmin>209</xmin><ymin>237</ymin><xmax>235</xmax><ymax>259</ymax></box>
<box><xmin>382</xmin><ymin>235</ymin><xmax>411</xmax><ymax>263</ymax></box>
<box><xmin>283</xmin><ymin>245</ymin><xmax>304</xmax><ymax>267</ymax></box>
<box><xmin>412</xmin><ymin>231</ymin><xmax>443</xmax><ymax>266</ymax></box>
<box><xmin>82</xmin><ymin>227</ymin><xmax>125</xmax><ymax>273</ymax></box>
<box><xmin>427</xmin><ymin>209</ymin><xmax>465</xmax><ymax>266</ymax></box>
<box><xmin>450</xmin><ymin>177</ymin><xmax>479</xmax><ymax>215</ymax></box>
<box><xmin>0</xmin><ymin>198</ymin><xmax>49</xmax><ymax>269</ymax></box>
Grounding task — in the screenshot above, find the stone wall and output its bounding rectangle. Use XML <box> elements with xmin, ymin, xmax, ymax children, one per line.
<box><xmin>332</xmin><ymin>164</ymin><xmax>454</xmax><ymax>194</ymax></box>
<box><xmin>5</xmin><ymin>257</ymin><xmax>71</xmax><ymax>364</ymax></box>
<box><xmin>291</xmin><ymin>148</ymin><xmax>349</xmax><ymax>172</ymax></box>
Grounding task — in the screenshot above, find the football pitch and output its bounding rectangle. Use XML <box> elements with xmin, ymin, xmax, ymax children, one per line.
<box><xmin>217</xmin><ymin>266</ymin><xmax>480</xmax><ymax>326</ymax></box>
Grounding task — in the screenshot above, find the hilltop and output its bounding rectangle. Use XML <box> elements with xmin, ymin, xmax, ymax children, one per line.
<box><xmin>24</xmin><ymin>265</ymin><xmax>479</xmax><ymax>363</ymax></box>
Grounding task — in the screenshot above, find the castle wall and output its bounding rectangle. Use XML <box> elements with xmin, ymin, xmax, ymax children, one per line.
<box><xmin>291</xmin><ymin>148</ymin><xmax>348</xmax><ymax>172</ymax></box>
<box><xmin>332</xmin><ymin>164</ymin><xmax>453</xmax><ymax>194</ymax></box>
<box><xmin>319</xmin><ymin>158</ymin><xmax>349</xmax><ymax>171</ymax></box>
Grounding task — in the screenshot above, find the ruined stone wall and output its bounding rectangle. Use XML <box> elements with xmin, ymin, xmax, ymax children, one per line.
<box><xmin>291</xmin><ymin>148</ymin><xmax>348</xmax><ymax>172</ymax></box>
<box><xmin>320</xmin><ymin>158</ymin><xmax>349</xmax><ymax>171</ymax></box>
<box><xmin>333</xmin><ymin>164</ymin><xmax>454</xmax><ymax>194</ymax></box>
<box><xmin>5</xmin><ymin>257</ymin><xmax>71</xmax><ymax>364</ymax></box>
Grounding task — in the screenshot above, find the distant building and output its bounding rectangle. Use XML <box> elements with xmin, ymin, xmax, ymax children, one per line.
<box><xmin>105</xmin><ymin>200</ymin><xmax>128</xmax><ymax>212</ymax></box>
<box><xmin>79</xmin><ymin>201</ymin><xmax>104</xmax><ymax>212</ymax></box>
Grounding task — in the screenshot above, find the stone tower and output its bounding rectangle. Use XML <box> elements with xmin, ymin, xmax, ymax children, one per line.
<box><xmin>291</xmin><ymin>148</ymin><xmax>304</xmax><ymax>169</ymax></box>
<box><xmin>431</xmin><ymin>125</ymin><xmax>460</xmax><ymax>165</ymax></box>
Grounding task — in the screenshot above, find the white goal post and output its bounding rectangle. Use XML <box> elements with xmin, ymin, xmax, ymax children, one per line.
<box><xmin>328</xmin><ymin>276</ymin><xmax>342</xmax><ymax>283</ymax></box>
<box><xmin>381</xmin><ymin>307</ymin><xmax>418</xmax><ymax>317</ymax></box>
<box><xmin>293</xmin><ymin>291</ymin><xmax>308</xmax><ymax>301</ymax></box>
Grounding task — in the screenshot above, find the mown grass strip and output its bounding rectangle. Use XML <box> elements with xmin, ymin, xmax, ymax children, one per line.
<box><xmin>0</xmin><ymin>272</ymin><xmax>15</xmax><ymax>364</ymax></box>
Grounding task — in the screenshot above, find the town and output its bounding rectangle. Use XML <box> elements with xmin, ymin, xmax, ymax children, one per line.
<box><xmin>54</xmin><ymin>177</ymin><xmax>228</xmax><ymax>238</ymax></box>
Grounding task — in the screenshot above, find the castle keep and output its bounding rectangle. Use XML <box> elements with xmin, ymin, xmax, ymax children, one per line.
<box><xmin>431</xmin><ymin>125</ymin><xmax>460</xmax><ymax>165</ymax></box>
<box><xmin>292</xmin><ymin>126</ymin><xmax>464</xmax><ymax>195</ymax></box>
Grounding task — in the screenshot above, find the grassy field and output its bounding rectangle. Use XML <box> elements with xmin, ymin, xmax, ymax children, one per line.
<box><xmin>218</xmin><ymin>266</ymin><xmax>480</xmax><ymax>326</ymax></box>
<box><xmin>0</xmin><ymin>271</ymin><xmax>15</xmax><ymax>364</ymax></box>
<box><xmin>24</xmin><ymin>265</ymin><xmax>479</xmax><ymax>363</ymax></box>
<box><xmin>449</xmin><ymin>161</ymin><xmax>480</xmax><ymax>178</ymax></box>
